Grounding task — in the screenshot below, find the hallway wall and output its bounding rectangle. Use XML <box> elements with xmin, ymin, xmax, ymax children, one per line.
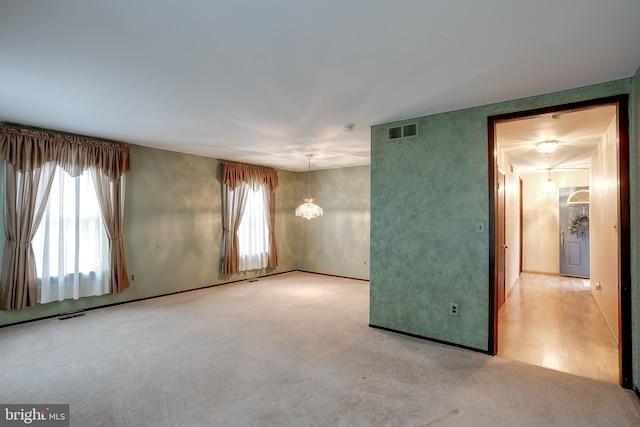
<box><xmin>590</xmin><ymin>116</ymin><xmax>621</xmax><ymax>340</ymax></box>
<box><xmin>500</xmin><ymin>156</ymin><xmax>521</xmax><ymax>293</ymax></box>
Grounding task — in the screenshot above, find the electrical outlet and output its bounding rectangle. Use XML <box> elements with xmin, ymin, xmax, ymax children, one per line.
<box><xmin>129</xmin><ymin>274</ymin><xmax>135</xmax><ymax>283</ymax></box>
<box><xmin>449</xmin><ymin>303</ymin><xmax>459</xmax><ymax>316</ymax></box>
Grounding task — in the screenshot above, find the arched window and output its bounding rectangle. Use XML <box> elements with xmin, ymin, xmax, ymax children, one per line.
<box><xmin>567</xmin><ymin>189</ymin><xmax>589</xmax><ymax>204</ymax></box>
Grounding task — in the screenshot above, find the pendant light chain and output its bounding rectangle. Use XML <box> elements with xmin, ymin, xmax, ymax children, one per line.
<box><xmin>307</xmin><ymin>155</ymin><xmax>311</xmax><ymax>199</ymax></box>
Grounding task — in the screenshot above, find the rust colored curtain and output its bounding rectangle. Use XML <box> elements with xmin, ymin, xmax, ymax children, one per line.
<box><xmin>221</xmin><ymin>162</ymin><xmax>278</xmax><ymax>274</ymax></box>
<box><xmin>263</xmin><ymin>185</ymin><xmax>278</xmax><ymax>268</ymax></box>
<box><xmin>0</xmin><ymin>126</ymin><xmax>130</xmax><ymax>309</ymax></box>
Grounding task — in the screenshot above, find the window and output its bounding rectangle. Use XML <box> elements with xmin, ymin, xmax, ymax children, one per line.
<box><xmin>567</xmin><ymin>190</ymin><xmax>590</xmax><ymax>204</ymax></box>
<box><xmin>0</xmin><ymin>126</ymin><xmax>130</xmax><ymax>310</ymax></box>
<box><xmin>237</xmin><ymin>182</ymin><xmax>269</xmax><ymax>271</ymax></box>
<box><xmin>221</xmin><ymin>162</ymin><xmax>278</xmax><ymax>275</ymax></box>
<box><xmin>32</xmin><ymin>166</ymin><xmax>109</xmax><ymax>303</ymax></box>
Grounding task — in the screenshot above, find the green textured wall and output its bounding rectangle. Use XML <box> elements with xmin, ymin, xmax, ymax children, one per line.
<box><xmin>371</xmin><ymin>79</ymin><xmax>635</xmax><ymax>354</ymax></box>
<box><xmin>0</xmin><ymin>143</ymin><xmax>299</xmax><ymax>326</ymax></box>
<box><xmin>296</xmin><ymin>165</ymin><xmax>370</xmax><ymax>280</ymax></box>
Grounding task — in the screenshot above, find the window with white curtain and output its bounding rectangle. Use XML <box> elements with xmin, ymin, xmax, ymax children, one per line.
<box><xmin>237</xmin><ymin>182</ymin><xmax>269</xmax><ymax>271</ymax></box>
<box><xmin>31</xmin><ymin>166</ymin><xmax>109</xmax><ymax>303</ymax></box>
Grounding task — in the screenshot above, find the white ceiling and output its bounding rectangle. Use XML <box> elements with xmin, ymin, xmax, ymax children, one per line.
<box><xmin>497</xmin><ymin>104</ymin><xmax>617</xmax><ymax>174</ymax></box>
<box><xmin>1</xmin><ymin>1</ymin><xmax>639</xmax><ymax>172</ymax></box>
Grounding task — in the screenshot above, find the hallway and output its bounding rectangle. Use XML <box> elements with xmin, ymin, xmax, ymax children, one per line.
<box><xmin>498</xmin><ymin>273</ymin><xmax>619</xmax><ymax>384</ymax></box>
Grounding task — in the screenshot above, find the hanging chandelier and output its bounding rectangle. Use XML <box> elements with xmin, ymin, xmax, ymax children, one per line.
<box><xmin>544</xmin><ymin>168</ymin><xmax>556</xmax><ymax>195</ymax></box>
<box><xmin>295</xmin><ymin>154</ymin><xmax>323</xmax><ymax>220</ymax></box>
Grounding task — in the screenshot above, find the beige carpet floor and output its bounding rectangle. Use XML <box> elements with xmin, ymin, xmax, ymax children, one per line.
<box><xmin>1</xmin><ymin>271</ymin><xmax>639</xmax><ymax>426</ymax></box>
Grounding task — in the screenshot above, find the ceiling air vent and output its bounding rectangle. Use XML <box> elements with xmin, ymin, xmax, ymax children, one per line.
<box><xmin>388</xmin><ymin>123</ymin><xmax>418</xmax><ymax>140</ymax></box>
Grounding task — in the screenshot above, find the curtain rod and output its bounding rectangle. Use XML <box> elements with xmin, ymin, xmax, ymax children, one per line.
<box><xmin>221</xmin><ymin>160</ymin><xmax>277</xmax><ymax>172</ymax></box>
<box><xmin>0</xmin><ymin>124</ymin><xmax>129</xmax><ymax>152</ymax></box>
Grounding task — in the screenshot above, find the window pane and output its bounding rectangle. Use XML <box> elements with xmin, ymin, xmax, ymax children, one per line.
<box><xmin>237</xmin><ymin>183</ymin><xmax>269</xmax><ymax>271</ymax></box>
<box><xmin>32</xmin><ymin>167</ymin><xmax>110</xmax><ymax>303</ymax></box>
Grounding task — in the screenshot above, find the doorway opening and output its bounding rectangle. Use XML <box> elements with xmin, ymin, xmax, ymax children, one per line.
<box><xmin>487</xmin><ymin>95</ymin><xmax>631</xmax><ymax>388</ymax></box>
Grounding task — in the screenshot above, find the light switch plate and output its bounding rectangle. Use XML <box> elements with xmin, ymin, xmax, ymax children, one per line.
<box><xmin>475</xmin><ymin>221</ymin><xmax>485</xmax><ymax>234</ymax></box>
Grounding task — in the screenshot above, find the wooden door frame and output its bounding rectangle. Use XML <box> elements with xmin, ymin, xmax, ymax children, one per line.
<box><xmin>519</xmin><ymin>178</ymin><xmax>523</xmax><ymax>274</ymax></box>
<box><xmin>497</xmin><ymin>168</ymin><xmax>506</xmax><ymax>308</ymax></box>
<box><xmin>487</xmin><ymin>95</ymin><xmax>632</xmax><ymax>389</ymax></box>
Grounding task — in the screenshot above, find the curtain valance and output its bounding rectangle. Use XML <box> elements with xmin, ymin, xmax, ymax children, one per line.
<box><xmin>222</xmin><ymin>162</ymin><xmax>278</xmax><ymax>191</ymax></box>
<box><xmin>0</xmin><ymin>126</ymin><xmax>130</xmax><ymax>180</ymax></box>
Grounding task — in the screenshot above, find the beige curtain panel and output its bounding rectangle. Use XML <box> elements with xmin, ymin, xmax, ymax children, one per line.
<box><xmin>0</xmin><ymin>161</ymin><xmax>57</xmax><ymax>309</ymax></box>
<box><xmin>0</xmin><ymin>126</ymin><xmax>131</xmax><ymax>310</ymax></box>
<box><xmin>221</xmin><ymin>179</ymin><xmax>250</xmax><ymax>275</ymax></box>
<box><xmin>221</xmin><ymin>162</ymin><xmax>278</xmax><ymax>275</ymax></box>
<box><xmin>90</xmin><ymin>167</ymin><xmax>129</xmax><ymax>294</ymax></box>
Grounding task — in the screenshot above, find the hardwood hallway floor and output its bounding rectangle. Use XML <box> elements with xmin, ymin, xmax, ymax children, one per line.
<box><xmin>498</xmin><ymin>273</ymin><xmax>619</xmax><ymax>384</ymax></box>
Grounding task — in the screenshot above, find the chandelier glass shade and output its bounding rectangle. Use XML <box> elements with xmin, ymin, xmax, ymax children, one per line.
<box><xmin>295</xmin><ymin>198</ymin><xmax>323</xmax><ymax>220</ymax></box>
<box><xmin>295</xmin><ymin>155</ymin><xmax>323</xmax><ymax>220</ymax></box>
<box><xmin>544</xmin><ymin>168</ymin><xmax>556</xmax><ymax>195</ymax></box>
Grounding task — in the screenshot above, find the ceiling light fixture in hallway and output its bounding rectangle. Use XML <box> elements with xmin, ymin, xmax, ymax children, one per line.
<box><xmin>544</xmin><ymin>168</ymin><xmax>556</xmax><ymax>195</ymax></box>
